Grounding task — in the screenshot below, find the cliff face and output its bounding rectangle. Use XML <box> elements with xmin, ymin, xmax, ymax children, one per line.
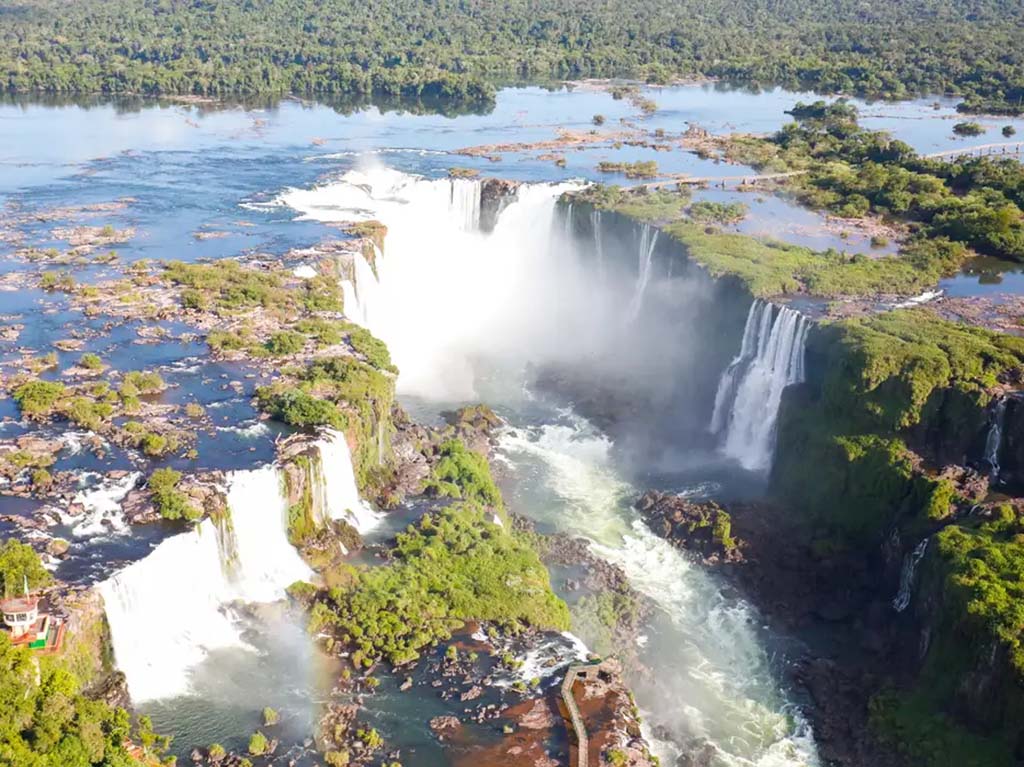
<box><xmin>538</xmin><ymin>201</ymin><xmax>753</xmax><ymax>454</ymax></box>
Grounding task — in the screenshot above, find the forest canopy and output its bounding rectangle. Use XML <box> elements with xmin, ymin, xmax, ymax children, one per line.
<box><xmin>2</xmin><ymin>0</ymin><xmax>1024</xmax><ymax>112</ymax></box>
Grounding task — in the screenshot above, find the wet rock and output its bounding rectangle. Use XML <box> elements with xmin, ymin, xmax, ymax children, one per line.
<box><xmin>479</xmin><ymin>179</ymin><xmax>521</xmax><ymax>233</ymax></box>
<box><xmin>429</xmin><ymin>715</ymin><xmax>462</xmax><ymax>736</ymax></box>
<box><xmin>635</xmin><ymin>490</ymin><xmax>741</xmax><ymax>563</ymax></box>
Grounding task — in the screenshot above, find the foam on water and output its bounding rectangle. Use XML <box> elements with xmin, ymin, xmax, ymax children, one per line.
<box><xmin>499</xmin><ymin>417</ymin><xmax>820</xmax><ymax>766</ymax></box>
<box><xmin>63</xmin><ymin>472</ymin><xmax>141</xmax><ymax>538</ymax></box>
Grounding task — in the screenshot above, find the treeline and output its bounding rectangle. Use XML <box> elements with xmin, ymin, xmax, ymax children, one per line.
<box><xmin>2</xmin><ymin>0</ymin><xmax>1024</xmax><ymax>111</ymax></box>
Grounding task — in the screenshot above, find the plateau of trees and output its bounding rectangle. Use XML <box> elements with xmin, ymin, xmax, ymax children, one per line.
<box><xmin>1</xmin><ymin>0</ymin><xmax>1024</xmax><ymax>112</ymax></box>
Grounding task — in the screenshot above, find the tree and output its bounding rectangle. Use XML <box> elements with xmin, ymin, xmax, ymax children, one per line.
<box><xmin>0</xmin><ymin>539</ymin><xmax>52</xmax><ymax>598</ymax></box>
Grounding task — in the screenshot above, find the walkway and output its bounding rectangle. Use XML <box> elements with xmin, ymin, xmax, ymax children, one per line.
<box><xmin>561</xmin><ymin>662</ymin><xmax>603</xmax><ymax>767</ymax></box>
<box><xmin>627</xmin><ymin>170</ymin><xmax>806</xmax><ymax>191</ymax></box>
<box><xmin>923</xmin><ymin>141</ymin><xmax>1024</xmax><ymax>160</ymax></box>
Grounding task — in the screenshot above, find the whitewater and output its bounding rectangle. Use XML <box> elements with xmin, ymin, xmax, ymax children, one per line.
<box><xmin>280</xmin><ymin>165</ymin><xmax>821</xmax><ymax>766</ymax></box>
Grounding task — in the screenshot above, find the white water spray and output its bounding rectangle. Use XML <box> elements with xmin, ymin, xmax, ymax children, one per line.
<box><xmin>713</xmin><ymin>300</ymin><xmax>809</xmax><ymax>472</ymax></box>
<box><xmin>99</xmin><ymin>465</ymin><xmax>310</xmax><ymax>702</ymax></box>
<box><xmin>892</xmin><ymin>537</ymin><xmax>930</xmax><ymax>613</ymax></box>
<box><xmin>281</xmin><ymin>167</ymin><xmax>584</xmax><ymax>400</ymax></box>
<box><xmin>64</xmin><ymin>471</ymin><xmax>141</xmax><ymax>538</ymax></box>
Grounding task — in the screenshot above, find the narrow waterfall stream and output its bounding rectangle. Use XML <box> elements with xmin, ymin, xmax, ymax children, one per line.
<box><xmin>986</xmin><ymin>397</ymin><xmax>1008</xmax><ymax>482</ymax></box>
<box><xmin>712</xmin><ymin>300</ymin><xmax>809</xmax><ymax>472</ymax></box>
<box><xmin>282</xmin><ymin>168</ymin><xmax>821</xmax><ymax>766</ymax></box>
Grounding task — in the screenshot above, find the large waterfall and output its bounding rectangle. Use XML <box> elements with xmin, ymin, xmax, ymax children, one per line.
<box><xmin>99</xmin><ymin>466</ymin><xmax>310</xmax><ymax>702</ymax></box>
<box><xmin>711</xmin><ymin>300</ymin><xmax>809</xmax><ymax>472</ymax></box>
<box><xmin>282</xmin><ymin>168</ymin><xmax>582</xmax><ymax>400</ymax></box>
<box><xmin>316</xmin><ymin>429</ymin><xmax>381</xmax><ymax>533</ymax></box>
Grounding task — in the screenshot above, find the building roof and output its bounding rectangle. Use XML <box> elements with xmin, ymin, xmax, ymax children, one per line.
<box><xmin>1</xmin><ymin>596</ymin><xmax>39</xmax><ymax>613</ymax></box>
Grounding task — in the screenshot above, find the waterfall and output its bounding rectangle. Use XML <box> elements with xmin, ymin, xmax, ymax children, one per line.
<box><xmin>714</xmin><ymin>301</ymin><xmax>809</xmax><ymax>472</ymax></box>
<box><xmin>98</xmin><ymin>465</ymin><xmax>310</xmax><ymax>702</ymax></box>
<box><xmin>626</xmin><ymin>223</ymin><xmax>659</xmax><ymax>321</ymax></box>
<box><xmin>892</xmin><ymin>537</ymin><xmax>930</xmax><ymax>612</ymax></box>
<box><xmin>449</xmin><ymin>178</ymin><xmax>481</xmax><ymax>231</ymax></box>
<box><xmin>709</xmin><ymin>300</ymin><xmax>769</xmax><ymax>434</ymax></box>
<box><xmin>986</xmin><ymin>397</ymin><xmax>1007</xmax><ymax>482</ymax></box>
<box><xmin>280</xmin><ymin>169</ymin><xmax>580</xmax><ymax>400</ymax></box>
<box><xmin>315</xmin><ymin>429</ymin><xmax>382</xmax><ymax>533</ymax></box>
<box><xmin>591</xmin><ymin>209</ymin><xmax>604</xmax><ymax>277</ymax></box>
<box><xmin>340</xmin><ymin>245</ymin><xmax>381</xmax><ymax>328</ymax></box>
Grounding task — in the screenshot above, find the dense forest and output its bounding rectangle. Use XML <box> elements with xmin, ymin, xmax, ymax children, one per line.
<box><xmin>2</xmin><ymin>0</ymin><xmax>1024</xmax><ymax>111</ymax></box>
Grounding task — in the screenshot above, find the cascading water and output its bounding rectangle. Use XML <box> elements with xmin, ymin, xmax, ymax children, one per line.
<box><xmin>63</xmin><ymin>471</ymin><xmax>141</xmax><ymax>537</ymax></box>
<box><xmin>281</xmin><ymin>168</ymin><xmax>583</xmax><ymax>400</ymax></box>
<box><xmin>986</xmin><ymin>397</ymin><xmax>1007</xmax><ymax>482</ymax></box>
<box><xmin>892</xmin><ymin>537</ymin><xmax>930</xmax><ymax>612</ymax></box>
<box><xmin>626</xmin><ymin>223</ymin><xmax>659</xmax><ymax>321</ymax></box>
<box><xmin>710</xmin><ymin>300</ymin><xmax>768</xmax><ymax>435</ymax></box>
<box><xmin>99</xmin><ymin>465</ymin><xmax>310</xmax><ymax>702</ymax></box>
<box><xmin>315</xmin><ymin>429</ymin><xmax>381</xmax><ymax>533</ymax></box>
<box><xmin>449</xmin><ymin>178</ymin><xmax>482</xmax><ymax>231</ymax></box>
<box><xmin>713</xmin><ymin>300</ymin><xmax>809</xmax><ymax>472</ymax></box>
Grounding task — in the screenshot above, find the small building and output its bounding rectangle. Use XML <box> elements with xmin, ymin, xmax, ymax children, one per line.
<box><xmin>1</xmin><ymin>595</ymin><xmax>64</xmax><ymax>653</ymax></box>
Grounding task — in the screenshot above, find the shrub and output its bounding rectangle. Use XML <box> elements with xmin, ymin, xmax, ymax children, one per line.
<box><xmin>262</xmin><ymin>707</ymin><xmax>279</xmax><ymax>726</ymax></box>
<box><xmin>346</xmin><ymin>326</ymin><xmax>397</xmax><ymax>373</ymax></box>
<box><xmin>207</xmin><ymin>743</ymin><xmax>226</xmax><ymax>761</ymax></box>
<box><xmin>1003</xmin><ymin>125</ymin><xmax>1017</xmax><ymax>138</ymax></box>
<box><xmin>184</xmin><ymin>402</ymin><xmax>205</xmax><ymax>418</ymax></box>
<box><xmin>122</xmin><ymin>371</ymin><xmax>165</xmax><ymax>393</ymax></box>
<box><xmin>265</xmin><ymin>331</ymin><xmax>305</xmax><ymax>356</ymax></box>
<box><xmin>78</xmin><ymin>353</ymin><xmax>103</xmax><ymax>370</ymax></box>
<box><xmin>247</xmin><ymin>731</ymin><xmax>268</xmax><ymax>756</ymax></box>
<box><xmin>148</xmin><ymin>468</ymin><xmax>199</xmax><ymax>521</ymax></box>
<box><xmin>592</xmin><ymin>114</ymin><xmax>605</xmax><ymax>126</ymax></box>
<box><xmin>952</xmin><ymin>121</ymin><xmax>985</xmax><ymax>136</ymax></box>
<box><xmin>13</xmin><ymin>380</ymin><xmax>66</xmax><ymax>418</ymax></box>
<box><xmin>40</xmin><ymin>271</ymin><xmax>75</xmax><ymax>291</ymax></box>
<box><xmin>255</xmin><ymin>388</ymin><xmax>345</xmax><ymax>429</ymax></box>
<box><xmin>30</xmin><ymin>468</ymin><xmax>52</xmax><ymax>489</ymax></box>
<box><xmin>426</xmin><ymin>439</ymin><xmax>502</xmax><ymax>507</ymax></box>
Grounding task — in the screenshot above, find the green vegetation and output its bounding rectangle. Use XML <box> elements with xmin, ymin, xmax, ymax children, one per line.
<box><xmin>597</xmin><ymin>161</ymin><xmax>659</xmax><ymax>179</ymax></box>
<box><xmin>257</xmin><ymin>354</ymin><xmax>395</xmax><ymax>488</ymax></box>
<box><xmin>1004</xmin><ymin>125</ymin><xmax>1017</xmax><ymax>137</ymax></box>
<box><xmin>39</xmin><ymin>271</ymin><xmax>75</xmax><ymax>292</ymax></box>
<box><xmin>687</xmin><ymin>200</ymin><xmax>747</xmax><ymax>225</ymax></box>
<box><xmin>661</xmin><ymin>222</ymin><xmax>965</xmax><ymax>298</ymax></box>
<box><xmin>147</xmin><ymin>467</ymin><xmax>199</xmax><ymax>522</ymax></box>
<box><xmin>744</xmin><ymin>101</ymin><xmax>1024</xmax><ymax>263</ymax></box>
<box><xmin>78</xmin><ymin>354</ymin><xmax>103</xmax><ymax>371</ymax></box>
<box><xmin>284</xmin><ymin>455</ymin><xmax>320</xmax><ymax>546</ymax></box>
<box><xmin>121</xmin><ymin>371</ymin><xmax>164</xmax><ymax>395</ymax></box>
<box><xmin>346</xmin><ymin>325</ymin><xmax>398</xmax><ymax>373</ymax></box>
<box><xmin>0</xmin><ymin>538</ymin><xmax>52</xmax><ymax>597</ymax></box>
<box><xmin>5</xmin><ymin>0</ymin><xmax>1024</xmax><ymax>112</ymax></box>
<box><xmin>13</xmin><ymin>380</ymin><xmax>66</xmax><ymax>418</ymax></box>
<box><xmin>262</xmin><ymin>708</ymin><xmax>279</xmax><ymax>727</ymax></box>
<box><xmin>567</xmin><ymin>185</ymin><xmax>690</xmax><ymax>223</ymax></box>
<box><xmin>952</xmin><ymin>121</ymin><xmax>985</xmax><ymax>137</ymax></box>
<box><xmin>0</xmin><ymin>630</ymin><xmax>166</xmax><ymax>766</ymax></box>
<box><xmin>774</xmin><ymin>309</ymin><xmax>1024</xmax><ymax>542</ymax></box>
<box><xmin>247</xmin><ymin>731</ymin><xmax>268</xmax><ymax>756</ymax></box>
<box><xmin>425</xmin><ymin>440</ymin><xmax>503</xmax><ymax>508</ymax></box>
<box><xmin>310</xmin><ymin>501</ymin><xmax>569</xmax><ymax>667</ymax></box>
